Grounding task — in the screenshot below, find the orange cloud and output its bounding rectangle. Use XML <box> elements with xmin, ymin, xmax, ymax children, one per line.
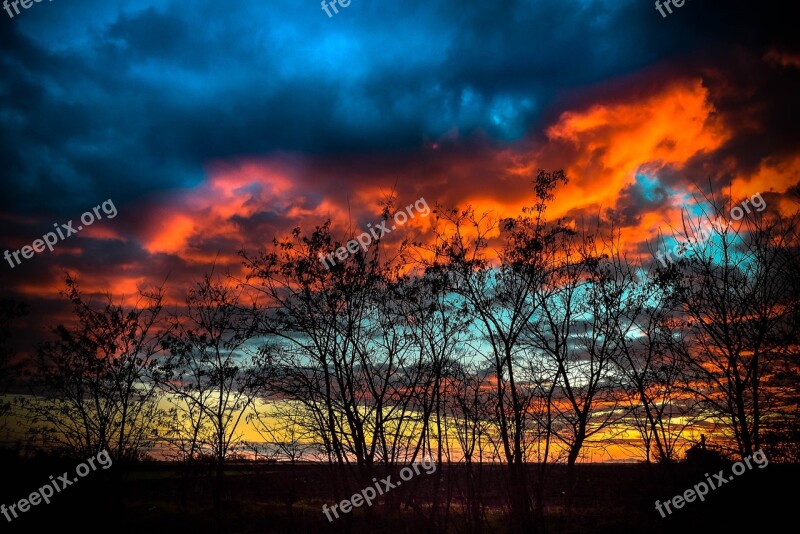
<box><xmin>145</xmin><ymin>214</ymin><xmax>196</xmax><ymax>255</ymax></box>
<box><xmin>540</xmin><ymin>78</ymin><xmax>731</xmax><ymax>216</ymax></box>
<box><xmin>132</xmin><ymin>76</ymin><xmax>795</xmax><ymax>280</ymax></box>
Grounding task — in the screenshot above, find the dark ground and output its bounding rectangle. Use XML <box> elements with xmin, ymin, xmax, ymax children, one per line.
<box><xmin>0</xmin><ymin>450</ymin><xmax>794</xmax><ymax>533</ymax></box>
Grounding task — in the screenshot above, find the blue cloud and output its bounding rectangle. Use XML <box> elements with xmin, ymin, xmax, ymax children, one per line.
<box><xmin>0</xmin><ymin>0</ymin><xmax>791</xmax><ymax>218</ymax></box>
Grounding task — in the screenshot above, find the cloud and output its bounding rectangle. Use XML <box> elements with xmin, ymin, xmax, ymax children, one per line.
<box><xmin>1</xmin><ymin>0</ymin><xmax>797</xmax><ymax>352</ymax></box>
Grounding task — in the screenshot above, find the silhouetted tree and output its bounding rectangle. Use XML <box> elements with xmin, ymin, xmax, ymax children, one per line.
<box><xmin>28</xmin><ymin>276</ymin><xmax>166</xmax><ymax>462</ymax></box>
<box><xmin>659</xmin><ymin>191</ymin><xmax>800</xmax><ymax>459</ymax></box>
<box><xmin>156</xmin><ymin>270</ymin><xmax>259</xmax><ymax>507</ymax></box>
<box><xmin>432</xmin><ymin>170</ymin><xmax>568</xmax><ymax>533</ymax></box>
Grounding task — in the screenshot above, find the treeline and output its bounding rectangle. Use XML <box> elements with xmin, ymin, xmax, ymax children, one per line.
<box><xmin>1</xmin><ymin>170</ymin><xmax>799</xmax><ymax>532</ymax></box>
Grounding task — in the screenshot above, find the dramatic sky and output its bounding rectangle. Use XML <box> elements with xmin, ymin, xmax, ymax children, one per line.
<box><xmin>1</xmin><ymin>0</ymin><xmax>799</xmax><ymax>347</ymax></box>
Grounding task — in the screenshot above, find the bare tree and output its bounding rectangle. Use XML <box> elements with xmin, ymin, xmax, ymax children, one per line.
<box><xmin>156</xmin><ymin>271</ymin><xmax>259</xmax><ymax>507</ymax></box>
<box><xmin>399</xmin><ymin>269</ymin><xmax>469</xmax><ymax>460</ymax></box>
<box><xmin>659</xmin><ymin>191</ymin><xmax>800</xmax><ymax>458</ymax></box>
<box><xmin>161</xmin><ymin>396</ymin><xmax>211</xmax><ymax>463</ymax></box>
<box><xmin>241</xmin><ymin>216</ymin><xmax>417</xmax><ymax>508</ymax></box>
<box><xmin>432</xmin><ymin>170</ymin><xmax>567</xmax><ymax>533</ymax></box>
<box><xmin>613</xmin><ymin>269</ymin><xmax>700</xmax><ymax>464</ymax></box>
<box><xmin>248</xmin><ymin>401</ymin><xmax>317</xmax><ymax>517</ymax></box>
<box><xmin>393</xmin><ymin>269</ymin><xmax>471</xmax><ymax>529</ymax></box>
<box><xmin>447</xmin><ymin>361</ymin><xmax>493</xmax><ymax>533</ymax></box>
<box><xmin>529</xmin><ymin>228</ymin><xmax>630</xmax><ymax>503</ymax></box>
<box><xmin>27</xmin><ymin>276</ymin><xmax>166</xmax><ymax>462</ymax></box>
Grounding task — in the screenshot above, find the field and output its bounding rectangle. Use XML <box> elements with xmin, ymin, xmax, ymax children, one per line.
<box><xmin>0</xmin><ymin>453</ymin><xmax>794</xmax><ymax>533</ymax></box>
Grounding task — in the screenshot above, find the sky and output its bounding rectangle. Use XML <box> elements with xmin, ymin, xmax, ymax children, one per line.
<box><xmin>1</xmin><ymin>0</ymin><xmax>799</xmax><ymax>349</ymax></box>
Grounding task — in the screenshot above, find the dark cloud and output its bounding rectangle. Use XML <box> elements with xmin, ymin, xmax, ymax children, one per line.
<box><xmin>3</xmin><ymin>0</ymin><xmax>793</xmax><ymax>214</ymax></box>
